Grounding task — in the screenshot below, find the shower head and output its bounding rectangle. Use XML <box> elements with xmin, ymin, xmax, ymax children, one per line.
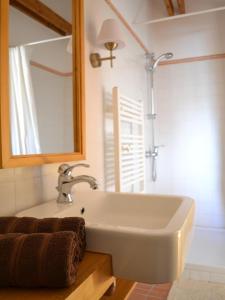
<box><xmin>151</xmin><ymin>52</ymin><xmax>173</xmax><ymax>71</ymax></box>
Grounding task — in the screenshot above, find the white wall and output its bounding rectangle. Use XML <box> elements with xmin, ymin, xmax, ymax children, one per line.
<box><xmin>30</xmin><ymin>39</ymin><xmax>73</xmax><ymax>153</ymax></box>
<box><xmin>144</xmin><ymin>8</ymin><xmax>225</xmax><ymax>229</ymax></box>
<box><xmin>0</xmin><ymin>0</ymin><xmax>148</xmax><ymax>216</ymax></box>
<box><xmin>31</xmin><ymin>67</ymin><xmax>73</xmax><ymax>153</ymax></box>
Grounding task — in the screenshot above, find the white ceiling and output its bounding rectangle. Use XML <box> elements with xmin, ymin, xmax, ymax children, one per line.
<box><xmin>148</xmin><ymin>0</ymin><xmax>225</xmax><ymax>21</ymax></box>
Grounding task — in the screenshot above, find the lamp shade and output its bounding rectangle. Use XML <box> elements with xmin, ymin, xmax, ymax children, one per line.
<box><xmin>96</xmin><ymin>19</ymin><xmax>125</xmax><ymax>49</ymax></box>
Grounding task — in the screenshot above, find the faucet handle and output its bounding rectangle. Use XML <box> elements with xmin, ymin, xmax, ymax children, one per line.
<box><xmin>58</xmin><ymin>163</ymin><xmax>90</xmax><ymax>176</ymax></box>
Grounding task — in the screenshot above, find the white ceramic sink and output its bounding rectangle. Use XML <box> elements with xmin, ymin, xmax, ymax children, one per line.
<box><xmin>16</xmin><ymin>191</ymin><xmax>195</xmax><ymax>284</ymax></box>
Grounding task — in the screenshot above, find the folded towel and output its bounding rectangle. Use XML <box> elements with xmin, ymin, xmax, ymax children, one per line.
<box><xmin>0</xmin><ymin>231</ymin><xmax>79</xmax><ymax>288</ymax></box>
<box><xmin>0</xmin><ymin>217</ymin><xmax>86</xmax><ymax>261</ymax></box>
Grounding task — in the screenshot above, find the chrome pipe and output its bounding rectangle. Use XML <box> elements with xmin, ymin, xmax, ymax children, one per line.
<box><xmin>145</xmin><ymin>52</ymin><xmax>173</xmax><ymax>182</ymax></box>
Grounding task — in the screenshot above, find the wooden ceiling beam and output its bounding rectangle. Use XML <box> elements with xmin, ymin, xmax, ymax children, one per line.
<box><xmin>177</xmin><ymin>0</ymin><xmax>186</xmax><ymax>14</ymax></box>
<box><xmin>10</xmin><ymin>0</ymin><xmax>72</xmax><ymax>36</ymax></box>
<box><xmin>164</xmin><ymin>0</ymin><xmax>175</xmax><ymax>16</ymax></box>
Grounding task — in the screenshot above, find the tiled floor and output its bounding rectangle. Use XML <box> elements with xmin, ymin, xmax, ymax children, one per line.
<box><xmin>168</xmin><ymin>278</ymin><xmax>225</xmax><ymax>300</ymax></box>
<box><xmin>128</xmin><ymin>277</ymin><xmax>225</xmax><ymax>299</ymax></box>
<box><xmin>128</xmin><ymin>282</ymin><xmax>172</xmax><ymax>300</ymax></box>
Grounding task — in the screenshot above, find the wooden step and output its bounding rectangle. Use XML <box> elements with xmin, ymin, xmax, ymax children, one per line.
<box><xmin>0</xmin><ymin>251</ymin><xmax>115</xmax><ymax>300</ymax></box>
<box><xmin>101</xmin><ymin>278</ymin><xmax>136</xmax><ymax>300</ymax></box>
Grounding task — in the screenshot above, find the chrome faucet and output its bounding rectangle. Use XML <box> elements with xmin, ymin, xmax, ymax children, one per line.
<box><xmin>56</xmin><ymin>163</ymin><xmax>98</xmax><ymax>204</ymax></box>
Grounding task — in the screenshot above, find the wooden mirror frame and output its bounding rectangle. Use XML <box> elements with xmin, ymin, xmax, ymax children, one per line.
<box><xmin>0</xmin><ymin>0</ymin><xmax>85</xmax><ymax>168</ymax></box>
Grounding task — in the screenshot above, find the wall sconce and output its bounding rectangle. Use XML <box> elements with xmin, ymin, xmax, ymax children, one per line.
<box><xmin>90</xmin><ymin>19</ymin><xmax>125</xmax><ymax>68</ymax></box>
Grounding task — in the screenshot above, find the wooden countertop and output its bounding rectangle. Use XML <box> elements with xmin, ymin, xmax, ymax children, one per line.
<box><xmin>0</xmin><ymin>251</ymin><xmax>115</xmax><ymax>300</ymax></box>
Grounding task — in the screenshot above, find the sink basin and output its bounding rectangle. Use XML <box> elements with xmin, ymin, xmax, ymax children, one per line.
<box><xmin>16</xmin><ymin>191</ymin><xmax>195</xmax><ymax>284</ymax></box>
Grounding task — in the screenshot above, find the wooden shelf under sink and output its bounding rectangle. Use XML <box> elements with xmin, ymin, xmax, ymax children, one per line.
<box><xmin>101</xmin><ymin>278</ymin><xmax>136</xmax><ymax>300</ymax></box>
<box><xmin>0</xmin><ymin>251</ymin><xmax>136</xmax><ymax>300</ymax></box>
<box><xmin>0</xmin><ymin>251</ymin><xmax>116</xmax><ymax>300</ymax></box>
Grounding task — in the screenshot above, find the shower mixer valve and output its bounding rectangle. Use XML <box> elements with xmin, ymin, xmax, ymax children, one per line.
<box><xmin>145</xmin><ymin>145</ymin><xmax>165</xmax><ymax>158</ymax></box>
<box><xmin>146</xmin><ymin>113</ymin><xmax>157</xmax><ymax>120</ymax></box>
<box><xmin>151</xmin><ymin>146</ymin><xmax>159</xmax><ymax>158</ymax></box>
<box><xmin>146</xmin><ymin>145</ymin><xmax>165</xmax><ymax>182</ymax></box>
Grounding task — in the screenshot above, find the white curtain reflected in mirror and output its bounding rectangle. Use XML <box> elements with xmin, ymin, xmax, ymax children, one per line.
<box><xmin>9</xmin><ymin>46</ymin><xmax>41</xmax><ymax>155</ymax></box>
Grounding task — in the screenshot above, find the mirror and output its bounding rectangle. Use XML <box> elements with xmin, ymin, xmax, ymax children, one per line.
<box><xmin>9</xmin><ymin>0</ymin><xmax>73</xmax><ymax>155</ymax></box>
<box><xmin>0</xmin><ymin>0</ymin><xmax>85</xmax><ymax>167</ymax></box>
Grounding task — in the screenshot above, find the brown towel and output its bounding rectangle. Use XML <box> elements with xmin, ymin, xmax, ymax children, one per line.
<box><xmin>0</xmin><ymin>217</ymin><xmax>86</xmax><ymax>261</ymax></box>
<box><xmin>0</xmin><ymin>231</ymin><xmax>79</xmax><ymax>288</ymax></box>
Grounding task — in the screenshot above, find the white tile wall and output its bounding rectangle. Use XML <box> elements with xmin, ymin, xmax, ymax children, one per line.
<box><xmin>0</xmin><ymin>165</ymin><xmax>58</xmax><ymax>216</ymax></box>
<box><xmin>15</xmin><ymin>177</ymin><xmax>43</xmax><ymax>212</ymax></box>
<box><xmin>0</xmin><ymin>182</ymin><xmax>16</xmax><ymax>216</ymax></box>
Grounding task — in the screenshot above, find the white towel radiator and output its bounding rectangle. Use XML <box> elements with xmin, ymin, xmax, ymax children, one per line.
<box><xmin>113</xmin><ymin>87</ymin><xmax>145</xmax><ymax>193</ymax></box>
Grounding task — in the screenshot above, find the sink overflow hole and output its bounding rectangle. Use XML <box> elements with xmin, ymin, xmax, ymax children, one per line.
<box><xmin>80</xmin><ymin>207</ymin><xmax>85</xmax><ymax>215</ymax></box>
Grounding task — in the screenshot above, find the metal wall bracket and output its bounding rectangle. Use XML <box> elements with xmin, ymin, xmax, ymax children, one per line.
<box><xmin>146</xmin><ymin>113</ymin><xmax>157</xmax><ymax>120</ymax></box>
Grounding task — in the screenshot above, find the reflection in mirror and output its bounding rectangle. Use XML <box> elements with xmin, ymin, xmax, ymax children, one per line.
<box><xmin>9</xmin><ymin>0</ymin><xmax>74</xmax><ymax>155</ymax></box>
